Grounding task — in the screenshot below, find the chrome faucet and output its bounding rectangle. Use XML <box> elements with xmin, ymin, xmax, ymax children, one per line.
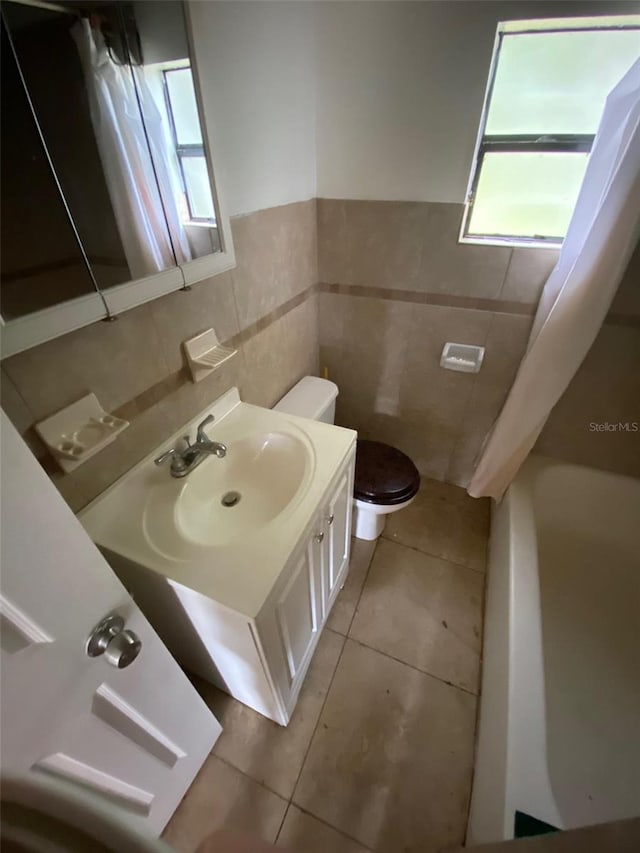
<box><xmin>154</xmin><ymin>414</ymin><xmax>227</xmax><ymax>478</ymax></box>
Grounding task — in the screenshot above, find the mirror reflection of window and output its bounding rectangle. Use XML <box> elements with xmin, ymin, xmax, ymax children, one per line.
<box><xmin>0</xmin><ymin>0</ymin><xmax>221</xmax><ymax>320</ymax></box>
<box><xmin>163</xmin><ymin>66</ymin><xmax>217</xmax><ymax>223</ymax></box>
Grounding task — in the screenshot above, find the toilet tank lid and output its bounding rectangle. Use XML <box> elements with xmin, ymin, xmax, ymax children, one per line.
<box><xmin>273</xmin><ymin>376</ymin><xmax>338</xmax><ymax>420</ymax></box>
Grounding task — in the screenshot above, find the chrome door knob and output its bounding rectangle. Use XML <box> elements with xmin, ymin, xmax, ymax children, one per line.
<box><xmin>104</xmin><ymin>629</ymin><xmax>142</xmax><ymax>669</ymax></box>
<box><xmin>326</xmin><ymin>514</ymin><xmax>335</xmax><ymax>525</ymax></box>
<box><xmin>86</xmin><ymin>614</ymin><xmax>141</xmax><ymax>669</ymax></box>
<box><xmin>314</xmin><ymin>531</ymin><xmax>325</xmax><ymax>543</ymax></box>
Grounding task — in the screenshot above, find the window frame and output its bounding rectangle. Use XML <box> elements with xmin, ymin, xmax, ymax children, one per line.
<box><xmin>161</xmin><ymin>66</ymin><xmax>215</xmax><ymax>225</ymax></box>
<box><xmin>460</xmin><ymin>18</ymin><xmax>640</xmax><ymax>249</ymax></box>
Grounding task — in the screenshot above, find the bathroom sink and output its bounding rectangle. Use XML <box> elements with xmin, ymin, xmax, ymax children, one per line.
<box><xmin>175</xmin><ymin>431</ymin><xmax>308</xmax><ymax>547</ymax></box>
<box><xmin>81</xmin><ymin>388</ymin><xmax>355</xmax><ymax>615</ymax></box>
<box><xmin>143</xmin><ymin>425</ymin><xmax>313</xmax><ymax>556</ymax></box>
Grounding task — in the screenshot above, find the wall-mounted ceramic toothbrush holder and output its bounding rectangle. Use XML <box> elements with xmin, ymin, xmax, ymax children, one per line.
<box><xmin>440</xmin><ymin>342</ymin><xmax>485</xmax><ymax>373</ymax></box>
<box><xmin>35</xmin><ymin>393</ymin><xmax>129</xmax><ymax>473</ymax></box>
<box><xmin>184</xmin><ymin>328</ymin><xmax>237</xmax><ymax>383</ymax></box>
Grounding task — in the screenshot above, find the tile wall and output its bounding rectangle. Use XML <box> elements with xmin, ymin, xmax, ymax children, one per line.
<box><xmin>536</xmin><ymin>241</ymin><xmax>640</xmax><ymax>478</ymax></box>
<box><xmin>317</xmin><ymin>199</ymin><xmax>559</xmax><ymax>485</ymax></box>
<box><xmin>3</xmin><ymin>197</ymin><xmax>637</xmax><ymax>512</ymax></box>
<box><xmin>1</xmin><ymin>200</ymin><xmax>319</xmax><ymax>512</ymax></box>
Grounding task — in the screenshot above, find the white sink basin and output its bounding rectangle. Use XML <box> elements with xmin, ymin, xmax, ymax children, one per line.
<box><xmin>143</xmin><ymin>425</ymin><xmax>313</xmax><ymax>557</ymax></box>
<box><xmin>81</xmin><ymin>388</ymin><xmax>356</xmax><ymax>616</ymax></box>
<box><xmin>175</xmin><ymin>431</ymin><xmax>308</xmax><ymax>547</ymax></box>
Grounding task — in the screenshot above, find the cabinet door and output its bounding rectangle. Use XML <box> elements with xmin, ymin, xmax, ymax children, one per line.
<box><xmin>275</xmin><ymin>544</ymin><xmax>318</xmax><ymax>687</ymax></box>
<box><xmin>325</xmin><ymin>460</ymin><xmax>354</xmax><ymax>612</ymax></box>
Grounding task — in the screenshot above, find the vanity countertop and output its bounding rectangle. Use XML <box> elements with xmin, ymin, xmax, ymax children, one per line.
<box><xmin>80</xmin><ymin>388</ymin><xmax>356</xmax><ymax>617</ymax></box>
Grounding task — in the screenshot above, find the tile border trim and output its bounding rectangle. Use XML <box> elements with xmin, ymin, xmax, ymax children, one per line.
<box><xmin>318</xmin><ymin>282</ymin><xmax>536</xmax><ymax>316</ymax></box>
<box><xmin>319</xmin><ymin>282</ymin><xmax>640</xmax><ymax>328</ymax></box>
<box><xmin>112</xmin><ymin>285</ymin><xmax>317</xmax><ymax>423</ymax></box>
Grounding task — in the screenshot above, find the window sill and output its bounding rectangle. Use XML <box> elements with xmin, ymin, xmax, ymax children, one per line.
<box><xmin>458</xmin><ymin>235</ymin><xmax>563</xmax><ymax>250</ymax></box>
<box><xmin>183</xmin><ymin>219</ymin><xmax>217</xmax><ymax>229</ymax></box>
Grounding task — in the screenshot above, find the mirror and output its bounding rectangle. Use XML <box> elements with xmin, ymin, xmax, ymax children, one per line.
<box><xmin>1</xmin><ymin>20</ymin><xmax>100</xmax><ymax>319</ymax></box>
<box><xmin>1</xmin><ymin>0</ymin><xmax>225</xmax><ymax>328</ymax></box>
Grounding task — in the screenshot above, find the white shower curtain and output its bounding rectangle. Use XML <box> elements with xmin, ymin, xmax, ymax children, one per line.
<box><xmin>72</xmin><ymin>20</ymin><xmax>192</xmax><ymax>281</ymax></box>
<box><xmin>468</xmin><ymin>57</ymin><xmax>640</xmax><ymax>500</ymax></box>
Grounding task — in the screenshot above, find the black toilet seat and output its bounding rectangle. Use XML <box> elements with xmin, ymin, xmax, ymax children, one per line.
<box><xmin>354</xmin><ymin>440</ymin><xmax>420</xmax><ymax>506</ymax></box>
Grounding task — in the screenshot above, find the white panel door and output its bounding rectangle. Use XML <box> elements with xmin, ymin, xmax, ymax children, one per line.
<box><xmin>275</xmin><ymin>544</ymin><xmax>318</xmax><ymax>687</ymax></box>
<box><xmin>0</xmin><ymin>413</ymin><xmax>221</xmax><ymax>835</ymax></box>
<box><xmin>324</xmin><ymin>462</ymin><xmax>354</xmax><ymax>612</ymax></box>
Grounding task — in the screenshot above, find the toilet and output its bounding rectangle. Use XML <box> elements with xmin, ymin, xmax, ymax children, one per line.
<box><xmin>274</xmin><ymin>377</ymin><xmax>420</xmax><ymax>541</ymax></box>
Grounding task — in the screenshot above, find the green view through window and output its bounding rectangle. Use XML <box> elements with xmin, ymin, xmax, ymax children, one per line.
<box><xmin>463</xmin><ymin>18</ymin><xmax>640</xmax><ymax>245</ymax></box>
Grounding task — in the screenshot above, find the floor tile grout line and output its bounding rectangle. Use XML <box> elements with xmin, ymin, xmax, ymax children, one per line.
<box><xmin>288</xmin><ymin>629</ymin><xmax>348</xmax><ymax>806</ymax></box>
<box><xmin>347</xmin><ymin>537</ymin><xmax>482</xmax><ymax>697</ymax></box>
<box><xmin>380</xmin><ymin>532</ymin><xmax>487</xmax><ymax>575</ymax></box>
<box><xmin>274</xmin><ymin>800</ymin><xmax>291</xmax><ymax>844</ymax></box>
<box><xmin>344</xmin><ymin>539</ymin><xmax>379</xmax><ymax>637</ymax></box>
<box><xmin>463</xmin><ymin>575</ymin><xmax>490</xmax><ymax>843</ymax></box>
<box><xmin>285</xmin><ymin>802</ymin><xmax>377</xmax><ymax>852</ymax></box>
<box><xmin>344</xmin><ymin>634</ymin><xmax>480</xmax><ymax>699</ymax></box>
<box><xmin>210</xmin><ymin>752</ymin><xmax>290</xmax><ymax>804</ymax></box>
<box><xmin>287</xmin><ymin>539</ymin><xmax>378</xmax><ymax>811</ymax></box>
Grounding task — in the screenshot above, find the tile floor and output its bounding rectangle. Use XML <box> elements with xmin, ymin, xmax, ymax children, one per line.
<box><xmin>164</xmin><ymin>478</ymin><xmax>489</xmax><ymax>853</ymax></box>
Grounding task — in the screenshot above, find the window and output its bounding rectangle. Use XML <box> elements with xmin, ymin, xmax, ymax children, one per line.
<box><xmin>163</xmin><ymin>66</ymin><xmax>216</xmax><ymax>223</ymax></box>
<box><xmin>462</xmin><ymin>17</ymin><xmax>640</xmax><ymax>246</ymax></box>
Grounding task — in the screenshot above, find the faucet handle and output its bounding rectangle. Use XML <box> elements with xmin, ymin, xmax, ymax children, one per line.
<box><xmin>196</xmin><ymin>414</ymin><xmax>215</xmax><ymax>443</ymax></box>
<box><xmin>154</xmin><ymin>447</ymin><xmax>178</xmax><ymax>466</ymax></box>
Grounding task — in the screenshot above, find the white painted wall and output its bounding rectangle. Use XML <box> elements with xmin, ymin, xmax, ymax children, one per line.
<box><xmin>190</xmin><ymin>1</ymin><xmax>639</xmax><ymax>213</ymax></box>
<box><xmin>315</xmin><ymin>0</ymin><xmax>640</xmax><ymax>203</ymax></box>
<box><xmin>189</xmin><ymin>0</ymin><xmax>316</xmax><ymax>217</ymax></box>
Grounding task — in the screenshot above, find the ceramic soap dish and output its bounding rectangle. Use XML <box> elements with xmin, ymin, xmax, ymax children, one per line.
<box><xmin>184</xmin><ymin>328</ymin><xmax>237</xmax><ymax>383</ymax></box>
<box><xmin>35</xmin><ymin>393</ymin><xmax>129</xmax><ymax>473</ymax></box>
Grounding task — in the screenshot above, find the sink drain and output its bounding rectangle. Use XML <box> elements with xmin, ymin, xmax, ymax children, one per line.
<box><xmin>221</xmin><ymin>491</ymin><xmax>241</xmax><ymax>508</ymax></box>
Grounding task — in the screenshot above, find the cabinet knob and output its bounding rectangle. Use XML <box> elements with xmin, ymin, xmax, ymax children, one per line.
<box><xmin>314</xmin><ymin>531</ymin><xmax>325</xmax><ymax>543</ymax></box>
<box><xmin>326</xmin><ymin>514</ymin><xmax>335</xmax><ymax>526</ymax></box>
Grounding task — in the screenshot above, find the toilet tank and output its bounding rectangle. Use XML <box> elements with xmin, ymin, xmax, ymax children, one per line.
<box><xmin>273</xmin><ymin>376</ymin><xmax>338</xmax><ymax>424</ymax></box>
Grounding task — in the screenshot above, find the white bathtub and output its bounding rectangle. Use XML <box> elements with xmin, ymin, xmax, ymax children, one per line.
<box><xmin>467</xmin><ymin>455</ymin><xmax>640</xmax><ymax>844</ymax></box>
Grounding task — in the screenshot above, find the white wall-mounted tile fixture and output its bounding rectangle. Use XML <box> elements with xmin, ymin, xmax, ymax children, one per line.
<box><xmin>440</xmin><ymin>342</ymin><xmax>485</xmax><ymax>374</ymax></box>
<box><xmin>35</xmin><ymin>393</ymin><xmax>129</xmax><ymax>473</ymax></box>
<box><xmin>184</xmin><ymin>328</ymin><xmax>237</xmax><ymax>383</ymax></box>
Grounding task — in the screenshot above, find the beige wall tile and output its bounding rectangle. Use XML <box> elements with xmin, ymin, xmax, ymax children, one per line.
<box><xmin>318</xmin><ymin>200</ymin><xmax>511</xmax><ymax>300</ymax></box>
<box><xmin>53</xmin><ymin>394</ymin><xmax>176</xmax><ymax>512</ymax></box>
<box><xmin>293</xmin><ymin>638</ymin><xmax>476</xmax><ymax>853</ymax></box>
<box><xmin>343</xmin><ymin>200</ymin><xmax>430</xmax><ymax>290</ymax></box>
<box><xmin>149</xmin><ymin>272</ymin><xmax>240</xmax><ymax>373</ymax></box>
<box><xmin>318</xmin><ymin>291</ymin><xmax>346</xmax><ymax>348</ymax></box>
<box><xmin>1</xmin><ymin>367</ymin><xmax>33</xmax><ymax>434</ymax></box>
<box><xmin>610</xmin><ymin>240</ymin><xmax>640</xmax><ymax>318</ymax></box>
<box><xmin>321</xmin><ymin>296</ymin><xmax>496</xmax><ymax>480</ymax></box>
<box><xmin>3</xmin><ymin>302</ymin><xmax>169</xmax><ymax>421</ymax></box>
<box><xmin>447</xmin><ymin>312</ymin><xmax>532</xmax><ymax>486</ymax></box>
<box><xmin>240</xmin><ymin>294</ymin><xmax>319</xmax><ymax>410</ymax></box>
<box><xmin>350</xmin><ymin>539</ymin><xmax>484</xmax><ymax>693</ymax></box>
<box><xmin>2</xmin><ymin>199</ymin><xmax>319</xmax><ymax>510</ymax></box>
<box><xmin>163</xmin><ymin>755</ymin><xmax>287</xmax><ymax>853</ymax></box>
<box><xmin>419</xmin><ymin>203</ymin><xmax>511</xmax><ymax>298</ymax></box>
<box><xmin>317</xmin><ymin>198</ymin><xmax>349</xmax><ymax>283</ymax></box>
<box><xmin>500</xmin><ymin>247</ymin><xmax>559</xmax><ymax>305</ymax></box>
<box><xmin>231</xmin><ymin>200</ymin><xmax>317</xmax><ymax>331</ymax></box>
<box><xmin>54</xmin><ymin>355</ymin><xmax>242</xmax><ymax>512</ymax></box>
<box><xmin>536</xmin><ymin>324</ymin><xmax>640</xmax><ymax>478</ymax></box>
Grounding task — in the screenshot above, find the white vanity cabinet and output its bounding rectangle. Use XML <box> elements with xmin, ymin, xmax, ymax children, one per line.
<box><xmin>258</xmin><ymin>448</ymin><xmax>355</xmax><ymax>719</ymax></box>
<box><xmin>81</xmin><ymin>391</ymin><xmax>358</xmax><ymax>727</ymax></box>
